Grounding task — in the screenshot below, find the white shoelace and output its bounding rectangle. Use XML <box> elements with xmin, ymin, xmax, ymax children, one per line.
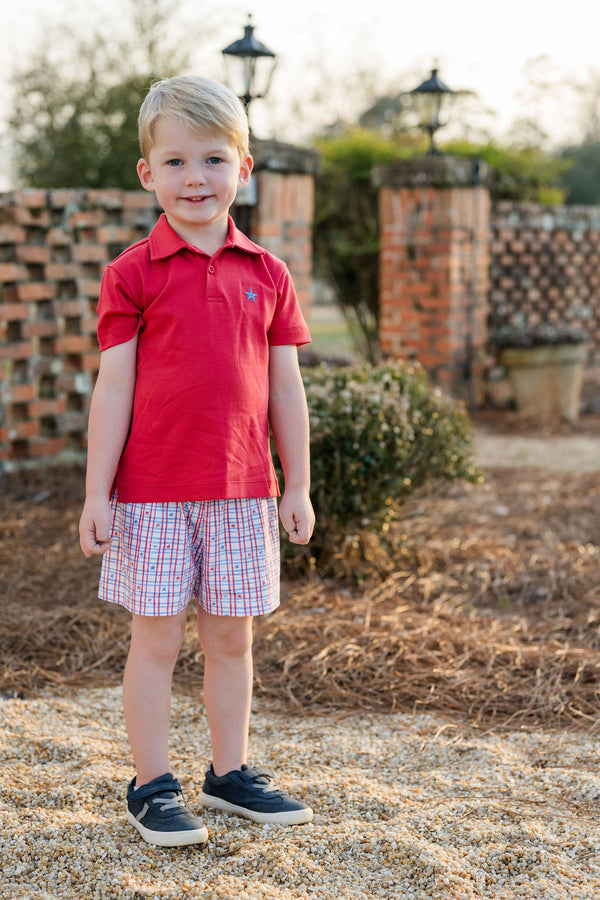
<box><xmin>152</xmin><ymin>794</ymin><xmax>186</xmax><ymax>813</ymax></box>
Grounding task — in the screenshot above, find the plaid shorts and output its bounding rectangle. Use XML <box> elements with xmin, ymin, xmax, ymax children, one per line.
<box><xmin>99</xmin><ymin>497</ymin><xmax>280</xmax><ymax>617</ymax></box>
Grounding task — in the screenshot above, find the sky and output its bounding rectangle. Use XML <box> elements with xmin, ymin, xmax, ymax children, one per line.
<box><xmin>1</xmin><ymin>0</ymin><xmax>599</xmax><ymax>183</ymax></box>
<box><xmin>234</xmin><ymin>0</ymin><xmax>600</xmax><ymax>143</ymax></box>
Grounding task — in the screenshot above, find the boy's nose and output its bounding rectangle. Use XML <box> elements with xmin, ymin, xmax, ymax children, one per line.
<box><xmin>185</xmin><ymin>165</ymin><xmax>205</xmax><ymax>186</ymax></box>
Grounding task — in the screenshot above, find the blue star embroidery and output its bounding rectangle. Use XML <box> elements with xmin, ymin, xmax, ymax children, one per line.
<box><xmin>244</xmin><ymin>287</ymin><xmax>258</xmax><ymax>302</ymax></box>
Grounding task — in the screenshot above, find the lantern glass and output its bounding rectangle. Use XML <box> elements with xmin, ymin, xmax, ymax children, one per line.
<box><xmin>413</xmin><ymin>89</ymin><xmax>444</xmax><ymax>131</ymax></box>
<box><xmin>222</xmin><ymin>18</ymin><xmax>277</xmax><ymax>111</ymax></box>
<box><xmin>410</xmin><ymin>68</ymin><xmax>456</xmax><ymax>153</ymax></box>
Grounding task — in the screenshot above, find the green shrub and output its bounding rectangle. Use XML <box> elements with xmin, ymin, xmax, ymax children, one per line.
<box><xmin>272</xmin><ymin>360</ymin><xmax>481</xmax><ymax>577</ymax></box>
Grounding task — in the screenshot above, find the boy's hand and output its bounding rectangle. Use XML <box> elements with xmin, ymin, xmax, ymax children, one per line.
<box><xmin>79</xmin><ymin>496</ymin><xmax>113</xmax><ymax>558</ymax></box>
<box><xmin>279</xmin><ymin>488</ymin><xmax>315</xmax><ymax>545</ymax></box>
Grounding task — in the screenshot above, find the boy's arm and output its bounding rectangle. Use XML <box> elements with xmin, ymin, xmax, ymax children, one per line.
<box><xmin>268</xmin><ymin>344</ymin><xmax>315</xmax><ymax>545</ymax></box>
<box><xmin>79</xmin><ymin>336</ymin><xmax>138</xmax><ymax>557</ymax></box>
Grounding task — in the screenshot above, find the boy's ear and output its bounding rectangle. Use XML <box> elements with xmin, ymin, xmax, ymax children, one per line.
<box><xmin>238</xmin><ymin>155</ymin><xmax>253</xmax><ymax>187</ymax></box>
<box><xmin>137</xmin><ymin>158</ymin><xmax>155</xmax><ymax>192</ymax></box>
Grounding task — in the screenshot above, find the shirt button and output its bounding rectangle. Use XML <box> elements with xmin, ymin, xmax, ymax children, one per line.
<box><xmin>208</xmin><ymin>265</ymin><xmax>215</xmax><ymax>274</ymax></box>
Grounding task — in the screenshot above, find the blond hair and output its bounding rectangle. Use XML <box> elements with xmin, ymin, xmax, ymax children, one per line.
<box><xmin>138</xmin><ymin>75</ymin><xmax>249</xmax><ymax>161</ymax></box>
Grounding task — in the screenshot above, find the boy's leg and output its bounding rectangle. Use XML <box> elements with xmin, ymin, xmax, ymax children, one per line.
<box><xmin>121</xmin><ymin>592</ymin><xmax>208</xmax><ymax>848</ymax></box>
<box><xmin>100</xmin><ymin>499</ymin><xmax>208</xmax><ymax>845</ymax></box>
<box><xmin>196</xmin><ymin>609</ymin><xmax>253</xmax><ymax>776</ymax></box>
<box><xmin>196</xmin><ymin>607</ymin><xmax>313</xmax><ymax>825</ymax></box>
<box><xmin>123</xmin><ymin>608</ymin><xmax>188</xmax><ymax>786</ymax></box>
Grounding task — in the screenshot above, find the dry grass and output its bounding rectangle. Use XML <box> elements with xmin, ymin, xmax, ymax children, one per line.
<box><xmin>2</xmin><ymin>444</ymin><xmax>600</xmax><ymax>730</ymax></box>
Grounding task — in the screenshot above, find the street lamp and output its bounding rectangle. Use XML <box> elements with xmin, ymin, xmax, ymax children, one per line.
<box><xmin>222</xmin><ymin>14</ymin><xmax>277</xmax><ymax>120</ymax></box>
<box><xmin>410</xmin><ymin>68</ymin><xmax>456</xmax><ymax>155</ymax></box>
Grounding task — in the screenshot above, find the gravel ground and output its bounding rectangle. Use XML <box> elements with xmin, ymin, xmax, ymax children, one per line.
<box><xmin>474</xmin><ymin>432</ymin><xmax>600</xmax><ymax>472</ymax></box>
<box><xmin>2</xmin><ymin>685</ymin><xmax>600</xmax><ymax>899</ymax></box>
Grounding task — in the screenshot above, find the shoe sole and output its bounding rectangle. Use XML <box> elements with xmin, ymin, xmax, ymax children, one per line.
<box><xmin>126</xmin><ymin>810</ymin><xmax>208</xmax><ymax>847</ymax></box>
<box><xmin>198</xmin><ymin>791</ymin><xmax>313</xmax><ymax>825</ymax></box>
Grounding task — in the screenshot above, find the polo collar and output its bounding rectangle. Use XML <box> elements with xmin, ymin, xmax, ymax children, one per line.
<box><xmin>149</xmin><ymin>213</ymin><xmax>265</xmax><ymax>260</ymax></box>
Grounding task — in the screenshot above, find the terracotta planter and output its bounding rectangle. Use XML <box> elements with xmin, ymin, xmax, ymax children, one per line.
<box><xmin>499</xmin><ymin>343</ymin><xmax>587</xmax><ymax>422</ymax></box>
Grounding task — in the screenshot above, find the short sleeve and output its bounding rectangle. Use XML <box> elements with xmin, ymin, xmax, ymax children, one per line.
<box><xmin>97</xmin><ymin>265</ymin><xmax>144</xmax><ymax>352</ymax></box>
<box><xmin>267</xmin><ymin>265</ymin><xmax>311</xmax><ymax>347</ymax></box>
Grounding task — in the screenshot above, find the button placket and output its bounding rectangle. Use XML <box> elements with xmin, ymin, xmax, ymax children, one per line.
<box><xmin>206</xmin><ymin>262</ymin><xmax>223</xmax><ymax>302</ymax></box>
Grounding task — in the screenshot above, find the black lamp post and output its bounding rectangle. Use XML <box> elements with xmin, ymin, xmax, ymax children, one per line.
<box><xmin>222</xmin><ymin>14</ymin><xmax>277</xmax><ymax>121</ymax></box>
<box><xmin>222</xmin><ymin>15</ymin><xmax>276</xmax><ymax>235</ymax></box>
<box><xmin>410</xmin><ymin>68</ymin><xmax>456</xmax><ymax>155</ymax></box>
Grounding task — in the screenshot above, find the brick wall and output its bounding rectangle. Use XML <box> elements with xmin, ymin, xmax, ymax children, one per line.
<box><xmin>0</xmin><ymin>160</ymin><xmax>316</xmax><ymax>470</ymax></box>
<box><xmin>0</xmin><ymin>189</ymin><xmax>162</xmax><ymax>469</ymax></box>
<box><xmin>488</xmin><ymin>202</ymin><xmax>600</xmax><ymax>367</ymax></box>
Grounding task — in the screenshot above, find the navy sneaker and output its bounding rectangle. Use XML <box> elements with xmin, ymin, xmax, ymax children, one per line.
<box><xmin>199</xmin><ymin>764</ymin><xmax>313</xmax><ymax>825</ymax></box>
<box><xmin>126</xmin><ymin>773</ymin><xmax>208</xmax><ymax>846</ymax></box>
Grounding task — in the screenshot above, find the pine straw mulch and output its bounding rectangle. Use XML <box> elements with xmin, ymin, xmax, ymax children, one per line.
<box><xmin>2</xmin><ymin>423</ymin><xmax>600</xmax><ymax>730</ymax></box>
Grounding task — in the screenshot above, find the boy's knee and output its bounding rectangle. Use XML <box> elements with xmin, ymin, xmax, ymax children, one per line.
<box><xmin>220</xmin><ymin>625</ymin><xmax>253</xmax><ymax>659</ymax></box>
<box><xmin>130</xmin><ymin>612</ymin><xmax>187</xmax><ymax>663</ymax></box>
<box><xmin>198</xmin><ymin>614</ymin><xmax>253</xmax><ymax>659</ymax></box>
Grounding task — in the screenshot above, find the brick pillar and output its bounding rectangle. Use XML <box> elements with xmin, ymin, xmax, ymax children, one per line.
<box><xmin>233</xmin><ymin>139</ymin><xmax>319</xmax><ymax>315</ymax></box>
<box><xmin>374</xmin><ymin>157</ymin><xmax>490</xmax><ymax>402</ymax></box>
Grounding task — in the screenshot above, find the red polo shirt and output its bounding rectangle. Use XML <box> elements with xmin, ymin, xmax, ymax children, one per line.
<box><xmin>97</xmin><ymin>214</ymin><xmax>311</xmax><ymax>502</ymax></box>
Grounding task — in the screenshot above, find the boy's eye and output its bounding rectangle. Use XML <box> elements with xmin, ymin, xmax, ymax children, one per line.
<box><xmin>166</xmin><ymin>159</ymin><xmax>183</xmax><ymax>166</ymax></box>
<box><xmin>207</xmin><ymin>157</ymin><xmax>223</xmax><ymax>165</ymax></box>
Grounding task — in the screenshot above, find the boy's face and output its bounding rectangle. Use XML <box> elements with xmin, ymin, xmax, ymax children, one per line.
<box><xmin>137</xmin><ymin>117</ymin><xmax>252</xmax><ymax>249</ymax></box>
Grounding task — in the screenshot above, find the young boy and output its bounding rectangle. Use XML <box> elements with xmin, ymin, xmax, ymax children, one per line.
<box><xmin>79</xmin><ymin>75</ymin><xmax>315</xmax><ymax>847</ymax></box>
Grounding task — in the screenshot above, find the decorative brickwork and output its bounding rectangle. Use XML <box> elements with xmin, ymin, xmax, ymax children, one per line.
<box><xmin>1</xmin><ymin>156</ymin><xmax>316</xmax><ymax>470</ymax></box>
<box><xmin>0</xmin><ymin>189</ymin><xmax>161</xmax><ymax>470</ymax></box>
<box><xmin>488</xmin><ymin>202</ymin><xmax>600</xmax><ymax>367</ymax></box>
